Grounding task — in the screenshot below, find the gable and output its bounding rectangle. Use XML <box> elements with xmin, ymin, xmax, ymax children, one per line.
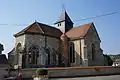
<box><xmin>25</xmin><ymin>23</ymin><xmax>44</xmax><ymax>33</ymax></box>
<box><xmin>14</xmin><ymin>22</ymin><xmax>44</xmax><ymax>37</ymax></box>
<box><xmin>14</xmin><ymin>22</ymin><xmax>62</xmax><ymax>38</ymax></box>
<box><xmin>85</xmin><ymin>23</ymin><xmax>101</xmax><ymax>43</ymax></box>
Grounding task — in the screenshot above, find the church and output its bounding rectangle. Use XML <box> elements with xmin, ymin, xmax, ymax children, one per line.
<box><xmin>8</xmin><ymin>10</ymin><xmax>104</xmax><ymax>68</ymax></box>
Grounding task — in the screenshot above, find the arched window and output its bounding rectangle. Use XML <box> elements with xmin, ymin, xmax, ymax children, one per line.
<box><xmin>16</xmin><ymin>43</ymin><xmax>22</xmax><ymax>53</ymax></box>
<box><xmin>16</xmin><ymin>43</ymin><xmax>22</xmax><ymax>64</ymax></box>
<box><xmin>69</xmin><ymin>42</ymin><xmax>75</xmax><ymax>63</ymax></box>
<box><xmin>45</xmin><ymin>49</ymin><xmax>50</xmax><ymax>65</ymax></box>
<box><xmin>28</xmin><ymin>45</ymin><xmax>39</xmax><ymax>64</ymax></box>
<box><xmin>52</xmin><ymin>50</ymin><xmax>57</xmax><ymax>65</ymax></box>
<box><xmin>91</xmin><ymin>44</ymin><xmax>95</xmax><ymax>60</ymax></box>
<box><xmin>49</xmin><ymin>48</ymin><xmax>56</xmax><ymax>65</ymax></box>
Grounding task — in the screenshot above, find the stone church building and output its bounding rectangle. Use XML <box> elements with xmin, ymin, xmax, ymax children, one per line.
<box><xmin>8</xmin><ymin>10</ymin><xmax>104</xmax><ymax>68</ymax></box>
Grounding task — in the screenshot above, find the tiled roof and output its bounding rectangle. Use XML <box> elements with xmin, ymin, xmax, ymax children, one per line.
<box><xmin>14</xmin><ymin>22</ymin><xmax>62</xmax><ymax>38</ymax></box>
<box><xmin>66</xmin><ymin>22</ymin><xmax>93</xmax><ymax>38</ymax></box>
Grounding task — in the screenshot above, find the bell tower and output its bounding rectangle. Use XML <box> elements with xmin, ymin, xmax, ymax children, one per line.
<box><xmin>54</xmin><ymin>10</ymin><xmax>74</xmax><ymax>33</ymax></box>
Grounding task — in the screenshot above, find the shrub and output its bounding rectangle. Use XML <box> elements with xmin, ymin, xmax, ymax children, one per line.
<box><xmin>104</xmin><ymin>54</ymin><xmax>113</xmax><ymax>66</ymax></box>
<box><xmin>36</xmin><ymin>68</ymin><xmax>48</xmax><ymax>75</ymax></box>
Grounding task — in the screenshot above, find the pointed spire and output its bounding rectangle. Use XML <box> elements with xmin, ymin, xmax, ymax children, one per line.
<box><xmin>62</xmin><ymin>4</ymin><xmax>66</xmax><ymax>12</ymax></box>
<box><xmin>54</xmin><ymin>8</ymin><xmax>74</xmax><ymax>33</ymax></box>
<box><xmin>54</xmin><ymin>9</ymin><xmax>73</xmax><ymax>24</ymax></box>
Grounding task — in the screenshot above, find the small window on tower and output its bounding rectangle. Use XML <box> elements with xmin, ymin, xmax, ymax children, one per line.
<box><xmin>59</xmin><ymin>23</ymin><xmax>61</xmax><ymax>26</ymax></box>
<box><xmin>58</xmin><ymin>23</ymin><xmax>61</xmax><ymax>26</ymax></box>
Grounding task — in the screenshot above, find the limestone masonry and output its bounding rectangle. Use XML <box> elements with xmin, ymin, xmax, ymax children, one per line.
<box><xmin>8</xmin><ymin>10</ymin><xmax>104</xmax><ymax>68</ymax></box>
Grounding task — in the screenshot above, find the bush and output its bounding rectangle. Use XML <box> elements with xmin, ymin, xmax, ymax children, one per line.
<box><xmin>104</xmin><ymin>54</ymin><xmax>113</xmax><ymax>66</ymax></box>
<box><xmin>36</xmin><ymin>68</ymin><xmax>48</xmax><ymax>75</ymax></box>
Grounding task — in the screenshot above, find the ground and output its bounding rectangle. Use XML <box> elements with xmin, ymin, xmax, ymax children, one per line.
<box><xmin>51</xmin><ymin>75</ymin><xmax>120</xmax><ymax>80</ymax></box>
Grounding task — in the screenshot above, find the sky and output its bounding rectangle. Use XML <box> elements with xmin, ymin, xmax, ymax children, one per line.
<box><xmin>0</xmin><ymin>0</ymin><xmax>120</xmax><ymax>55</ymax></box>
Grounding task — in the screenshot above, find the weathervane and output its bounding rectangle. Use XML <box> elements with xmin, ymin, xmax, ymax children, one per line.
<box><xmin>62</xmin><ymin>4</ymin><xmax>66</xmax><ymax>11</ymax></box>
<box><xmin>35</xmin><ymin>20</ymin><xmax>37</xmax><ymax>22</ymax></box>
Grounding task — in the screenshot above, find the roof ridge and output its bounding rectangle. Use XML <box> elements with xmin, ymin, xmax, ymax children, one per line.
<box><xmin>14</xmin><ymin>22</ymin><xmax>62</xmax><ymax>37</ymax></box>
<box><xmin>37</xmin><ymin>22</ymin><xmax>53</xmax><ymax>27</ymax></box>
<box><xmin>37</xmin><ymin>22</ymin><xmax>62</xmax><ymax>32</ymax></box>
<box><xmin>24</xmin><ymin>22</ymin><xmax>36</xmax><ymax>32</ymax></box>
<box><xmin>36</xmin><ymin>22</ymin><xmax>44</xmax><ymax>33</ymax></box>
<box><xmin>74</xmin><ymin>22</ymin><xmax>93</xmax><ymax>28</ymax></box>
<box><xmin>66</xmin><ymin>22</ymin><xmax>93</xmax><ymax>38</ymax></box>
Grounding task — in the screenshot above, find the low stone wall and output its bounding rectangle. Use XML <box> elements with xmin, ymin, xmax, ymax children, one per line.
<box><xmin>48</xmin><ymin>66</ymin><xmax>120</xmax><ymax>78</ymax></box>
<box><xmin>1</xmin><ymin>66</ymin><xmax>120</xmax><ymax>79</ymax></box>
<box><xmin>21</xmin><ymin>66</ymin><xmax>120</xmax><ymax>78</ymax></box>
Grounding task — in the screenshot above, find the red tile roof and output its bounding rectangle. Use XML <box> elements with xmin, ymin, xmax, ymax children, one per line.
<box><xmin>14</xmin><ymin>22</ymin><xmax>62</xmax><ymax>38</ymax></box>
<box><xmin>66</xmin><ymin>22</ymin><xmax>93</xmax><ymax>38</ymax></box>
<box><xmin>14</xmin><ymin>22</ymin><xmax>94</xmax><ymax>39</ymax></box>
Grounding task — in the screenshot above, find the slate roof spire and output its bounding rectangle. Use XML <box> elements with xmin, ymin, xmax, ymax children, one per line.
<box><xmin>54</xmin><ymin>9</ymin><xmax>74</xmax><ymax>33</ymax></box>
<box><xmin>55</xmin><ymin>10</ymin><xmax>73</xmax><ymax>24</ymax></box>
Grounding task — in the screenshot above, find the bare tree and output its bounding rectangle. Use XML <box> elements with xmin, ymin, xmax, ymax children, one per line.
<box><xmin>0</xmin><ymin>43</ymin><xmax>4</xmax><ymax>54</ymax></box>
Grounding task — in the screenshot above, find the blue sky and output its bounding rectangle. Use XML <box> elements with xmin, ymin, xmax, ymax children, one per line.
<box><xmin>0</xmin><ymin>0</ymin><xmax>120</xmax><ymax>55</ymax></box>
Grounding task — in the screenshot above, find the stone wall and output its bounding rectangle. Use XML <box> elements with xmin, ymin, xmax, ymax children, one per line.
<box><xmin>24</xmin><ymin>34</ymin><xmax>60</xmax><ymax>67</ymax></box>
<box><xmin>48</xmin><ymin>66</ymin><xmax>120</xmax><ymax>78</ymax></box>
<box><xmin>46</xmin><ymin>36</ymin><xmax>60</xmax><ymax>52</ymax></box>
<box><xmin>71</xmin><ymin>40</ymin><xmax>82</xmax><ymax>66</ymax></box>
<box><xmin>25</xmin><ymin>34</ymin><xmax>45</xmax><ymax>49</ymax></box>
<box><xmin>84</xmin><ymin>25</ymin><xmax>104</xmax><ymax>66</ymax></box>
<box><xmin>25</xmin><ymin>34</ymin><xmax>60</xmax><ymax>53</ymax></box>
<box><xmin>13</xmin><ymin>35</ymin><xmax>26</xmax><ymax>66</ymax></box>
<box><xmin>1</xmin><ymin>66</ymin><xmax>120</xmax><ymax>79</ymax></box>
<box><xmin>15</xmin><ymin>34</ymin><xmax>25</xmax><ymax>49</ymax></box>
<box><xmin>46</xmin><ymin>36</ymin><xmax>60</xmax><ymax>65</ymax></box>
<box><xmin>14</xmin><ymin>66</ymin><xmax>120</xmax><ymax>78</ymax></box>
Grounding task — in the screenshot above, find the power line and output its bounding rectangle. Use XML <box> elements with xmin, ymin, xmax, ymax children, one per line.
<box><xmin>74</xmin><ymin>12</ymin><xmax>117</xmax><ymax>22</ymax></box>
<box><xmin>0</xmin><ymin>12</ymin><xmax>117</xmax><ymax>26</ymax></box>
<box><xmin>50</xmin><ymin>12</ymin><xmax>117</xmax><ymax>25</ymax></box>
<box><xmin>0</xmin><ymin>24</ymin><xmax>28</xmax><ymax>26</ymax></box>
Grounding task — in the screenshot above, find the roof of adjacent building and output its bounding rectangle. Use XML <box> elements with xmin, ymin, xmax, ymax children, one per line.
<box><xmin>55</xmin><ymin>10</ymin><xmax>73</xmax><ymax>24</ymax></box>
<box><xmin>0</xmin><ymin>54</ymin><xmax>9</xmax><ymax>68</ymax></box>
<box><xmin>0</xmin><ymin>54</ymin><xmax>8</xmax><ymax>64</ymax></box>
<box><xmin>14</xmin><ymin>22</ymin><xmax>62</xmax><ymax>38</ymax></box>
<box><xmin>66</xmin><ymin>22</ymin><xmax>93</xmax><ymax>38</ymax></box>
